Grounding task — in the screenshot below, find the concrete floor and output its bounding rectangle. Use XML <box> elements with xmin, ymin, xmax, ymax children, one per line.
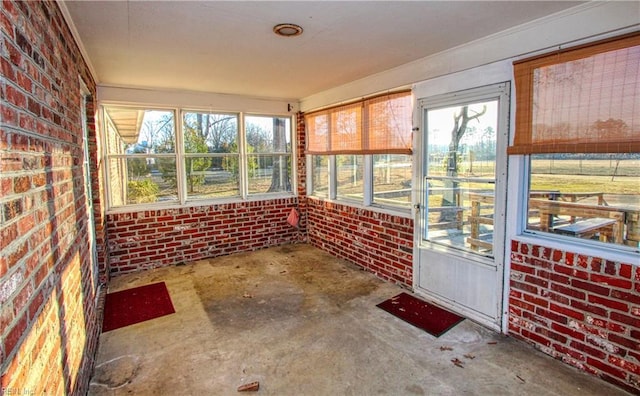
<box><xmin>89</xmin><ymin>244</ymin><xmax>629</xmax><ymax>395</ymax></box>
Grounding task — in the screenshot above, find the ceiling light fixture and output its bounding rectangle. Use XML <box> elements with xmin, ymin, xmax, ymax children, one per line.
<box><xmin>273</xmin><ymin>23</ymin><xmax>303</xmax><ymax>37</ymax></box>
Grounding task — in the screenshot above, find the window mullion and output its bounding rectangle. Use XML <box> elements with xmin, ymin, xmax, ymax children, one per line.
<box><xmin>329</xmin><ymin>155</ymin><xmax>337</xmax><ymax>200</ymax></box>
<box><xmin>363</xmin><ymin>155</ymin><xmax>373</xmax><ymax>206</ymax></box>
<box><xmin>176</xmin><ymin>108</ymin><xmax>187</xmax><ymax>205</ymax></box>
<box><xmin>238</xmin><ymin>113</ymin><xmax>248</xmax><ymax>199</ymax></box>
<box><xmin>100</xmin><ymin>108</ymin><xmax>112</xmax><ymax>210</ymax></box>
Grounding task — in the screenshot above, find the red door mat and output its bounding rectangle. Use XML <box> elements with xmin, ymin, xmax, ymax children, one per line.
<box><xmin>377</xmin><ymin>293</ymin><xmax>464</xmax><ymax>337</ymax></box>
<box><xmin>102</xmin><ymin>282</ymin><xmax>175</xmax><ymax>332</ymax></box>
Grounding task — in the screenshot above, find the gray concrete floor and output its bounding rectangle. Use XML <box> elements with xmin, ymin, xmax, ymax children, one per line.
<box><xmin>89</xmin><ymin>244</ymin><xmax>629</xmax><ymax>395</ymax></box>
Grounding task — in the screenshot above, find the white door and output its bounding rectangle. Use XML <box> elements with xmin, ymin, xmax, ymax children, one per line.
<box><xmin>414</xmin><ymin>83</ymin><xmax>510</xmax><ymax>330</ymax></box>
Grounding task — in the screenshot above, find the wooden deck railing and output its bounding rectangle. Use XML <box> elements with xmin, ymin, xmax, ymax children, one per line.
<box><xmin>467</xmin><ymin>192</ymin><xmax>640</xmax><ymax>250</ymax></box>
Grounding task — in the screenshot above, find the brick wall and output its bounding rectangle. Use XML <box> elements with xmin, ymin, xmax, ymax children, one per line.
<box><xmin>106</xmin><ymin>198</ymin><xmax>305</xmax><ymax>275</ymax></box>
<box><xmin>509</xmin><ymin>241</ymin><xmax>640</xmax><ymax>393</ymax></box>
<box><xmin>1</xmin><ymin>1</ymin><xmax>102</xmax><ymax>394</ymax></box>
<box><xmin>307</xmin><ymin>198</ymin><xmax>413</xmax><ymax>288</ymax></box>
<box><xmin>295</xmin><ymin>111</ymin><xmax>308</xmax><ymax>234</ymax></box>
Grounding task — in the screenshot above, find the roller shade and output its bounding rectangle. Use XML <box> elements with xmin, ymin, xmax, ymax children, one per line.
<box><xmin>509</xmin><ymin>33</ymin><xmax>640</xmax><ymax>155</ymax></box>
<box><xmin>305</xmin><ymin>91</ymin><xmax>412</xmax><ymax>155</ymax></box>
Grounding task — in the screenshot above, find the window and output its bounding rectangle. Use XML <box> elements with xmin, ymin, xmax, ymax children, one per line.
<box><xmin>336</xmin><ymin>155</ymin><xmax>364</xmax><ymax>201</ymax></box>
<box><xmin>511</xmin><ymin>33</ymin><xmax>640</xmax><ymax>251</ymax></box>
<box><xmin>105</xmin><ymin>108</ymin><xmax>178</xmax><ymax>206</ymax></box>
<box><xmin>310</xmin><ymin>155</ymin><xmax>329</xmax><ymax>198</ymax></box>
<box><xmin>306</xmin><ymin>91</ymin><xmax>413</xmax><ymax>210</ymax></box>
<box><xmin>245</xmin><ymin>115</ymin><xmax>292</xmax><ymax>195</ymax></box>
<box><xmin>103</xmin><ymin>106</ymin><xmax>294</xmax><ymax>209</ymax></box>
<box><xmin>183</xmin><ymin>111</ymin><xmax>239</xmax><ymax>200</ymax></box>
<box><xmin>372</xmin><ymin>154</ymin><xmax>412</xmax><ymax>208</ymax></box>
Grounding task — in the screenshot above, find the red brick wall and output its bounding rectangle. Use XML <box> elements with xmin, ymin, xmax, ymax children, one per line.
<box><xmin>295</xmin><ymin>112</ymin><xmax>307</xmax><ymax>232</ymax></box>
<box><xmin>509</xmin><ymin>241</ymin><xmax>640</xmax><ymax>393</ymax></box>
<box><xmin>1</xmin><ymin>1</ymin><xmax>102</xmax><ymax>394</ymax></box>
<box><xmin>307</xmin><ymin>198</ymin><xmax>413</xmax><ymax>288</ymax></box>
<box><xmin>106</xmin><ymin>198</ymin><xmax>305</xmax><ymax>275</ymax></box>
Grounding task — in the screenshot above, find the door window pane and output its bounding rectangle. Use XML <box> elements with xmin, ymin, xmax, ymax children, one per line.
<box><xmin>425</xmin><ymin>100</ymin><xmax>498</xmax><ymax>255</ymax></box>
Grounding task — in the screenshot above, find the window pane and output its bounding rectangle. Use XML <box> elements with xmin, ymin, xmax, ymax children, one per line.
<box><xmin>311</xmin><ymin>155</ymin><xmax>329</xmax><ymax>197</ymax></box>
<box><xmin>107</xmin><ymin>157</ymin><xmax>178</xmax><ymax>206</ymax></box>
<box><xmin>245</xmin><ymin>116</ymin><xmax>293</xmax><ymax>196</ymax></box>
<box><xmin>336</xmin><ymin>155</ymin><xmax>364</xmax><ymax>201</ymax></box>
<box><xmin>105</xmin><ymin>107</ymin><xmax>176</xmax><ymax>207</ymax></box>
<box><xmin>246</xmin><ymin>116</ymin><xmax>291</xmax><ymax>153</ymax></box>
<box><xmin>183</xmin><ymin>112</ymin><xmax>238</xmax><ymax>154</ymax></box>
<box><xmin>105</xmin><ymin>108</ymin><xmax>176</xmax><ymax>155</ymax></box>
<box><xmin>373</xmin><ymin>154</ymin><xmax>411</xmax><ymax>208</ymax></box>
<box><xmin>247</xmin><ymin>155</ymin><xmax>291</xmax><ymax>194</ymax></box>
<box><xmin>184</xmin><ymin>155</ymin><xmax>240</xmax><ymax>200</ymax></box>
<box><xmin>528</xmin><ymin>154</ymin><xmax>640</xmax><ymax>248</ymax></box>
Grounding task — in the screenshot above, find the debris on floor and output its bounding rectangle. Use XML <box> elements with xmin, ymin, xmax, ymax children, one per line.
<box><xmin>439</xmin><ymin>346</ymin><xmax>453</xmax><ymax>351</ymax></box>
<box><xmin>464</xmin><ymin>354</ymin><xmax>475</xmax><ymax>359</ymax></box>
<box><xmin>237</xmin><ymin>381</ymin><xmax>260</xmax><ymax>392</ymax></box>
<box><xmin>451</xmin><ymin>358</ymin><xmax>465</xmax><ymax>368</ymax></box>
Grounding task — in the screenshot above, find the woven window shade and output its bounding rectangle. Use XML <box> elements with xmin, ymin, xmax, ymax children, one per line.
<box><xmin>330</xmin><ymin>102</ymin><xmax>363</xmax><ymax>153</ymax></box>
<box><xmin>306</xmin><ymin>112</ymin><xmax>330</xmax><ymax>153</ymax></box>
<box><xmin>305</xmin><ymin>91</ymin><xmax>412</xmax><ymax>155</ymax></box>
<box><xmin>509</xmin><ymin>33</ymin><xmax>640</xmax><ymax>155</ymax></box>
<box><xmin>365</xmin><ymin>92</ymin><xmax>413</xmax><ymax>154</ymax></box>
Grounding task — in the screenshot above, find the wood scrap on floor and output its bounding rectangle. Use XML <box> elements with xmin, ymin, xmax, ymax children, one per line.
<box><xmin>238</xmin><ymin>381</ymin><xmax>260</xmax><ymax>392</ymax></box>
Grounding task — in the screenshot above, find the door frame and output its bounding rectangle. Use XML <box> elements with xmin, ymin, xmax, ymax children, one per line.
<box><xmin>412</xmin><ymin>82</ymin><xmax>511</xmax><ymax>331</ymax></box>
<box><xmin>80</xmin><ymin>78</ymin><xmax>98</xmax><ymax>279</ymax></box>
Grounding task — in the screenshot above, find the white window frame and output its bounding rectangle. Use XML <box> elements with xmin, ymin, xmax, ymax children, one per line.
<box><xmin>101</xmin><ymin>104</ymin><xmax>296</xmax><ymax>213</ymax></box>
<box><xmin>506</xmin><ymin>32</ymin><xmax>640</xmax><ymax>262</ymax></box>
<box><xmin>243</xmin><ymin>113</ymin><xmax>295</xmax><ymax>199</ymax></box>
<box><xmin>307</xmin><ymin>153</ymin><xmax>412</xmax><ymax>217</ymax></box>
<box><xmin>507</xmin><ymin>158</ymin><xmax>640</xmax><ymax>264</ymax></box>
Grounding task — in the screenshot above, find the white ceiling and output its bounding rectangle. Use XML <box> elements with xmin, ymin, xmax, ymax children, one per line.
<box><xmin>62</xmin><ymin>1</ymin><xmax>585</xmax><ymax>101</ymax></box>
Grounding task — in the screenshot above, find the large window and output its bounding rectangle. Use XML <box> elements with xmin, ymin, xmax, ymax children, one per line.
<box><xmin>511</xmin><ymin>33</ymin><xmax>640</xmax><ymax>252</ymax></box>
<box><xmin>104</xmin><ymin>106</ymin><xmax>294</xmax><ymax>209</ymax></box>
<box><xmin>306</xmin><ymin>91</ymin><xmax>413</xmax><ymax>210</ymax></box>
<box><xmin>183</xmin><ymin>111</ymin><xmax>239</xmax><ymax>200</ymax></box>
